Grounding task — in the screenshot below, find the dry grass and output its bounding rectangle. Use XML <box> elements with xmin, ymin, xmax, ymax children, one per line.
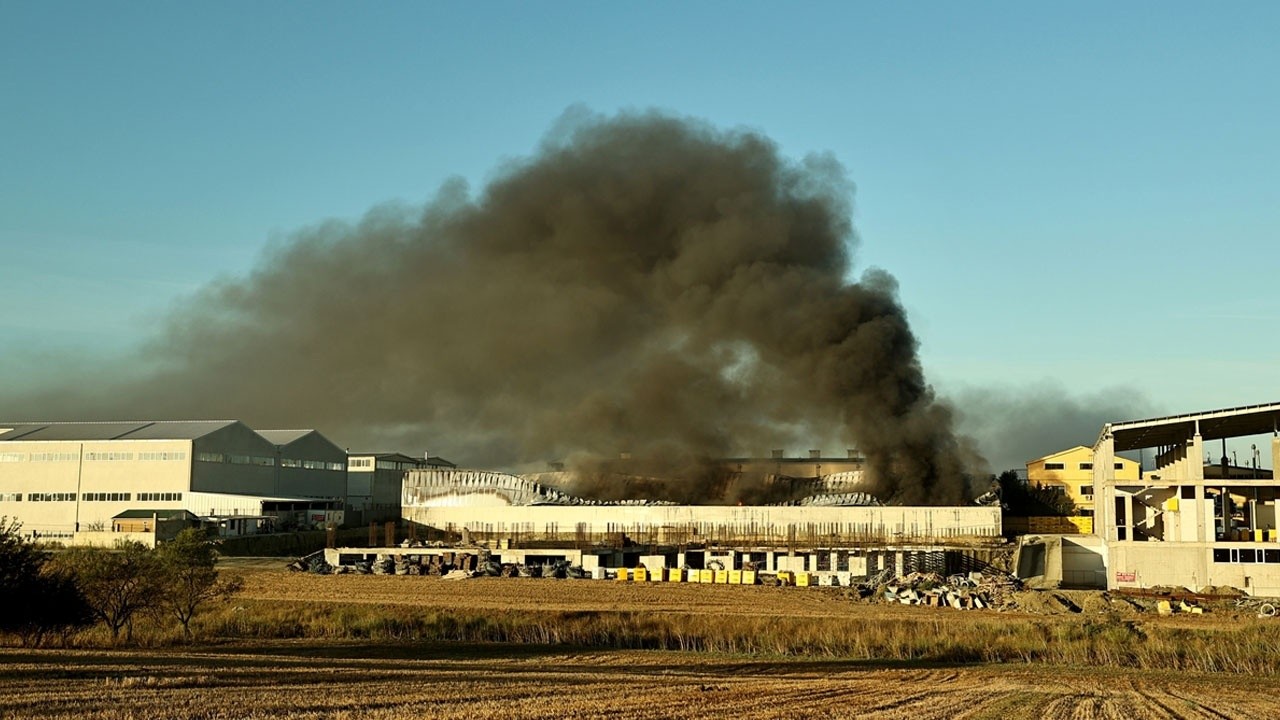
<box><xmin>1</xmin><ymin>644</ymin><xmax>1278</xmax><ymax>719</ymax></box>
<box><xmin>25</xmin><ymin>569</ymin><xmax>1280</xmax><ymax>677</ymax></box>
<box><xmin>7</xmin><ymin>566</ymin><xmax>1280</xmax><ymax>717</ymax></box>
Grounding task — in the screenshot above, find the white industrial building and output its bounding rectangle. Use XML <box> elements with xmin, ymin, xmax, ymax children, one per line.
<box><xmin>401</xmin><ymin>467</ymin><xmax>1002</xmax><ymax>549</ymax></box>
<box><xmin>0</xmin><ymin>420</ymin><xmax>347</xmax><ymax>542</ymax></box>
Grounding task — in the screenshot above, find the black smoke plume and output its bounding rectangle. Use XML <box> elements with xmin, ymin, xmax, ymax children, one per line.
<box><xmin>4</xmin><ymin>110</ymin><xmax>982</xmax><ymax>504</ymax></box>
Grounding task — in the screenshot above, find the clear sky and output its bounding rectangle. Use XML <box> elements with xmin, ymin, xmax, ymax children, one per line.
<box><xmin>2</xmin><ymin>2</ymin><xmax>1278</xmax><ymax>464</ymax></box>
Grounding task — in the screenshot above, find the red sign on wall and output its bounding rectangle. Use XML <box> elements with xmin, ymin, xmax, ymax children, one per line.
<box><xmin>1115</xmin><ymin>571</ymin><xmax>1136</xmax><ymax>582</ymax></box>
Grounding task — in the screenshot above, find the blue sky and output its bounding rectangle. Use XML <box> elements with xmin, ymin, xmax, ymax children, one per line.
<box><xmin>2</xmin><ymin>2</ymin><xmax>1278</xmax><ymax>456</ymax></box>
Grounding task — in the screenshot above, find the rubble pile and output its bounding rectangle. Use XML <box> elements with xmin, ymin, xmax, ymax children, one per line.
<box><xmin>880</xmin><ymin>571</ymin><xmax>1022</xmax><ymax>610</ymax></box>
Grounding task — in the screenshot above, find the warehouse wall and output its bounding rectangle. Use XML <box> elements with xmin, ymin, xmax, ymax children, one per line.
<box><xmin>405</xmin><ymin>503</ymin><xmax>1001</xmax><ymax>545</ymax></box>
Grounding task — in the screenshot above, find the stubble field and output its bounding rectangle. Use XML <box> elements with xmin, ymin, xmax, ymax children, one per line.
<box><xmin>3</xmin><ymin>564</ymin><xmax>1280</xmax><ymax>718</ymax></box>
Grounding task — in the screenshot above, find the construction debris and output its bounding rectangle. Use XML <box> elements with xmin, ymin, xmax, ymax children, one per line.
<box><xmin>878</xmin><ymin>571</ymin><xmax>1020</xmax><ymax>610</ymax></box>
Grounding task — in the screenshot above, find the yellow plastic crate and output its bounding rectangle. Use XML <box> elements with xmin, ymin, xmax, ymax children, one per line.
<box><xmin>686</xmin><ymin>569</ymin><xmax>700</xmax><ymax>583</ymax></box>
<box><xmin>742</xmin><ymin>570</ymin><xmax>757</xmax><ymax>585</ymax></box>
<box><xmin>633</xmin><ymin>568</ymin><xmax>649</xmax><ymax>582</ymax></box>
<box><xmin>699</xmin><ymin>569</ymin><xmax>714</xmax><ymax>584</ymax></box>
<box><xmin>713</xmin><ymin>570</ymin><xmax>729</xmax><ymax>584</ymax></box>
<box><xmin>796</xmin><ymin>572</ymin><xmax>812</xmax><ymax>587</ymax></box>
<box><xmin>777</xmin><ymin>571</ymin><xmax>794</xmax><ymax>586</ymax></box>
<box><xmin>728</xmin><ymin>570</ymin><xmax>742</xmax><ymax>584</ymax></box>
<box><xmin>666</xmin><ymin>568</ymin><xmax>684</xmax><ymax>582</ymax></box>
<box><xmin>615</xmin><ymin>568</ymin><xmax>630</xmax><ymax>582</ymax></box>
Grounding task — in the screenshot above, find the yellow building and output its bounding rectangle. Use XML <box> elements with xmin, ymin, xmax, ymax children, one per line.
<box><xmin>1027</xmin><ymin>446</ymin><xmax>1140</xmax><ymax>514</ymax></box>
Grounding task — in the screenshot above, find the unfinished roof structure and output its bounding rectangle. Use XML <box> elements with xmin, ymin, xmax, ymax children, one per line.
<box><xmin>1089</xmin><ymin>401</ymin><xmax>1280</xmax><ymax>595</ymax></box>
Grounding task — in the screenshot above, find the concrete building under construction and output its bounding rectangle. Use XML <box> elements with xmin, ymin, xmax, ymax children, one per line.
<box><xmin>394</xmin><ymin>466</ymin><xmax>1003</xmax><ymax>579</ymax></box>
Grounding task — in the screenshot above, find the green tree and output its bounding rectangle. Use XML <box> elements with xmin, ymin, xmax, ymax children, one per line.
<box><xmin>53</xmin><ymin>540</ymin><xmax>165</xmax><ymax>643</ymax></box>
<box><xmin>155</xmin><ymin>528</ymin><xmax>240</xmax><ymax>639</ymax></box>
<box><xmin>0</xmin><ymin>518</ymin><xmax>93</xmax><ymax>646</ymax></box>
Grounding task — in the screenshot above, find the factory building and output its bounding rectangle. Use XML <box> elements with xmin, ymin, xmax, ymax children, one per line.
<box><xmin>0</xmin><ymin>420</ymin><xmax>346</xmax><ymax>543</ymax></box>
<box><xmin>346</xmin><ymin>452</ymin><xmax>455</xmax><ymax>525</ymax></box>
<box><xmin>400</xmin><ymin>467</ymin><xmax>1003</xmax><ymax>576</ymax></box>
<box><xmin>1026</xmin><ymin>446</ymin><xmax>1141</xmax><ymax>514</ymax></box>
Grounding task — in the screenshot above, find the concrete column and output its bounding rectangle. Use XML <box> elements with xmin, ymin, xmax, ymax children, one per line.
<box><xmin>1195</xmin><ymin>485</ymin><xmax>1206</xmax><ymax>542</ymax></box>
<box><xmin>1189</xmin><ymin>433</ymin><xmax>1205</xmax><ymax>482</ymax></box>
<box><xmin>1093</xmin><ymin>434</ymin><xmax>1115</xmax><ymax>541</ymax></box>
<box><xmin>1122</xmin><ymin>494</ymin><xmax>1134</xmax><ymax>541</ymax></box>
<box><xmin>1272</xmin><ymin>436</ymin><xmax>1279</xmax><ymax>481</ymax></box>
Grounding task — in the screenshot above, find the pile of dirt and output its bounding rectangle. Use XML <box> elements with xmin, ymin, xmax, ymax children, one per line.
<box><xmin>1005</xmin><ymin>589</ymin><xmax>1146</xmax><ymax>615</ymax></box>
<box><xmin>1198</xmin><ymin>585</ymin><xmax>1246</xmax><ymax>598</ymax></box>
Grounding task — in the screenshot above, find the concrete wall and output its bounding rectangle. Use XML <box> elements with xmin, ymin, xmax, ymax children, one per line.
<box><xmin>404</xmin><ymin>503</ymin><xmax>1001</xmax><ymax>546</ymax></box>
<box><xmin>1109</xmin><ymin>542</ymin><xmax>1280</xmax><ymax>596</ymax></box>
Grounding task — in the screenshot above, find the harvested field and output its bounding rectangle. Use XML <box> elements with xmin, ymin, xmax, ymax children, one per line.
<box><xmin>7</xmin><ymin>564</ymin><xmax>1278</xmax><ymax>717</ymax></box>
<box><xmin>2</xmin><ymin>643</ymin><xmax>1278</xmax><ymax>719</ymax></box>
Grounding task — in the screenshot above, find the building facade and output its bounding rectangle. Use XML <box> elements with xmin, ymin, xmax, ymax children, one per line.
<box><xmin>1027</xmin><ymin>445</ymin><xmax>1140</xmax><ymax>514</ymax></box>
<box><xmin>0</xmin><ymin>421</ymin><xmax>346</xmax><ymax>541</ymax></box>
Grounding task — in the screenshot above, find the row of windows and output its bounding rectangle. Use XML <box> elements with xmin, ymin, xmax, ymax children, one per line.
<box><xmin>350</xmin><ymin>458</ymin><xmax>374</xmax><ymax>469</ymax></box>
<box><xmin>137</xmin><ymin>492</ymin><xmax>182</xmax><ymax>501</ymax></box>
<box><xmin>1214</xmin><ymin>548</ymin><xmax>1280</xmax><ymax>564</ymax></box>
<box><xmin>0</xmin><ymin>451</ymin><xmax>187</xmax><ymax>463</ymax></box>
<box><xmin>0</xmin><ymin>491</ymin><xmax>175</xmax><ymax>502</ymax></box>
<box><xmin>228</xmin><ymin>454</ymin><xmax>276</xmax><ymax>467</ymax></box>
<box><xmin>84</xmin><ymin>452</ymin><xmax>135</xmax><ymax>461</ymax></box>
<box><xmin>28</xmin><ymin>493</ymin><xmax>76</xmax><ymax>502</ymax></box>
<box><xmin>1044</xmin><ymin>462</ymin><xmax>1125</xmax><ymax>471</ymax></box>
<box><xmin>139</xmin><ymin>452</ymin><xmax>186</xmax><ymax>461</ymax></box>
<box><xmin>199</xmin><ymin>452</ymin><xmax>343</xmax><ymax>471</ymax></box>
<box><xmin>82</xmin><ymin>492</ymin><xmax>132</xmax><ymax>502</ymax></box>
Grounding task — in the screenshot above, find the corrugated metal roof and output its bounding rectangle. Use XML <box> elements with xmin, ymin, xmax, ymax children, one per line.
<box><xmin>258</xmin><ymin>429</ymin><xmax>316</xmax><ymax>447</ymax></box>
<box><xmin>0</xmin><ymin>420</ymin><xmax>239</xmax><ymax>441</ymax></box>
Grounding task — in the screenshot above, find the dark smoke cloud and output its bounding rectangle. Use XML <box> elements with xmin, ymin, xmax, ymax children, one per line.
<box><xmin>950</xmin><ymin>383</ymin><xmax>1157</xmax><ymax>473</ymax></box>
<box><xmin>4</xmin><ymin>110</ymin><xmax>981</xmax><ymax>504</ymax></box>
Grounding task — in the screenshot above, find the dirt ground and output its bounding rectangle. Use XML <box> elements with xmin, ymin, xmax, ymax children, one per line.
<box><xmin>224</xmin><ymin>564</ymin><xmax>1259</xmax><ymax>626</ymax></box>
<box><xmin>2</xmin><ymin>643</ymin><xmax>1278</xmax><ymax>719</ymax></box>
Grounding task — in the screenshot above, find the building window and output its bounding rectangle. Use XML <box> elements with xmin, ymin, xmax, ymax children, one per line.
<box><xmin>1181</xmin><ymin>486</ymin><xmax>1195</xmax><ymax>500</ymax></box>
<box><xmin>0</xmin><ymin>453</ymin><xmax>26</xmax><ymax>463</ymax></box>
<box><xmin>137</xmin><ymin>492</ymin><xmax>182</xmax><ymax>502</ymax></box>
<box><xmin>281</xmin><ymin>458</ymin><xmax>302</xmax><ymax>468</ymax></box>
<box><xmin>82</xmin><ymin>492</ymin><xmax>133</xmax><ymax>502</ymax></box>
<box><xmin>140</xmin><ymin>451</ymin><xmax>187</xmax><ymax>461</ymax></box>
<box><xmin>1078</xmin><ymin>463</ymin><xmax>1093</xmax><ymax>470</ymax></box>
<box><xmin>84</xmin><ymin>452</ymin><xmax>135</xmax><ymax>461</ymax></box>
<box><xmin>196</xmin><ymin>452</ymin><xmax>224</xmax><ymax>463</ymax></box>
<box><xmin>1044</xmin><ymin>463</ymin><xmax>1065</xmax><ymax>471</ymax></box>
<box><xmin>28</xmin><ymin>493</ymin><xmax>76</xmax><ymax>502</ymax></box>
<box><xmin>1081</xmin><ymin>486</ymin><xmax>1094</xmax><ymax>496</ymax></box>
<box><xmin>30</xmin><ymin>452</ymin><xmax>78</xmax><ymax>462</ymax></box>
<box><xmin>0</xmin><ymin>493</ymin><xmax>21</xmax><ymax>502</ymax></box>
<box><xmin>326</xmin><ymin>462</ymin><xmax>345</xmax><ymax>471</ymax></box>
<box><xmin>1114</xmin><ymin>463</ymin><xmax>1124</xmax><ymax>470</ymax></box>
